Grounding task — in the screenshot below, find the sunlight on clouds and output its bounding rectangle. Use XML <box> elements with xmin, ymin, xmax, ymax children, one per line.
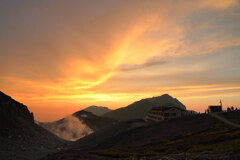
<box><xmin>53</xmin><ymin>18</ymin><xmax>159</xmax><ymax>90</ymax></box>
<box><xmin>199</xmin><ymin>0</ymin><xmax>238</xmax><ymax>9</ymax></box>
<box><xmin>0</xmin><ymin>0</ymin><xmax>240</xmax><ymax>121</ymax></box>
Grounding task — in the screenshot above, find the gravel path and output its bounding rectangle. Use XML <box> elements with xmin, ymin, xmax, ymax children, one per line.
<box><xmin>209</xmin><ymin>112</ymin><xmax>240</xmax><ymax>128</ymax></box>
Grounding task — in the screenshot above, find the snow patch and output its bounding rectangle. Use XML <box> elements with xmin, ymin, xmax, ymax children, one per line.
<box><xmin>80</xmin><ymin>114</ymin><xmax>88</xmax><ymax>118</ymax></box>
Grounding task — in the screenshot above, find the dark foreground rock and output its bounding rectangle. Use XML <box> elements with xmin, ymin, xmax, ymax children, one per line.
<box><xmin>0</xmin><ymin>91</ymin><xmax>70</xmax><ymax>160</ymax></box>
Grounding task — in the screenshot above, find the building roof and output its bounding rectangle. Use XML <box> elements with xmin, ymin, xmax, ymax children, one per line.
<box><xmin>208</xmin><ymin>105</ymin><xmax>222</xmax><ymax>109</ymax></box>
<box><xmin>151</xmin><ymin>105</ymin><xmax>185</xmax><ymax>112</ymax></box>
<box><xmin>208</xmin><ymin>105</ymin><xmax>222</xmax><ymax>107</ymax></box>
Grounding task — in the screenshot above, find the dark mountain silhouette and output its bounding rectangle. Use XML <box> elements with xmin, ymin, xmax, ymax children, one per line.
<box><xmin>103</xmin><ymin>94</ymin><xmax>186</xmax><ymax>121</ymax></box>
<box><xmin>84</xmin><ymin>105</ymin><xmax>112</xmax><ymax>116</ymax></box>
<box><xmin>42</xmin><ymin>111</ymin><xmax>240</xmax><ymax>160</ymax></box>
<box><xmin>40</xmin><ymin>110</ymin><xmax>116</xmax><ymax>141</ymax></box>
<box><xmin>0</xmin><ymin>91</ymin><xmax>68</xmax><ymax>160</ymax></box>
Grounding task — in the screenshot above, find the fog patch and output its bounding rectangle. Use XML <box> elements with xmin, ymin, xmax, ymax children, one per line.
<box><xmin>41</xmin><ymin>115</ymin><xmax>93</xmax><ymax>141</ymax></box>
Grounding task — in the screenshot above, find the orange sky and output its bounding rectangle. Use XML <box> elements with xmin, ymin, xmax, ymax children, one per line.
<box><xmin>1</xmin><ymin>0</ymin><xmax>240</xmax><ymax>121</ymax></box>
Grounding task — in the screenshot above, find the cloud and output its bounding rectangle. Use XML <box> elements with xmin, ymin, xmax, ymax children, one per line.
<box><xmin>0</xmin><ymin>0</ymin><xmax>239</xmax><ymax>121</ymax></box>
<box><xmin>93</xmin><ymin>45</ymin><xmax>240</xmax><ymax>97</ymax></box>
<box><xmin>1</xmin><ymin>0</ymin><xmax>238</xmax><ymax>83</ymax></box>
<box><xmin>117</xmin><ymin>59</ymin><xmax>167</xmax><ymax>72</ymax></box>
<box><xmin>198</xmin><ymin>0</ymin><xmax>238</xmax><ymax>9</ymax></box>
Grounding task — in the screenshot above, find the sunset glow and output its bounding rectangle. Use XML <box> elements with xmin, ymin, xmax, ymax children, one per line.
<box><xmin>1</xmin><ymin>0</ymin><xmax>240</xmax><ymax>121</ymax></box>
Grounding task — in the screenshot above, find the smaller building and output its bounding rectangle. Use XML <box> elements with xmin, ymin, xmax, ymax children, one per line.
<box><xmin>208</xmin><ymin>105</ymin><xmax>222</xmax><ymax>112</ymax></box>
<box><xmin>207</xmin><ymin>100</ymin><xmax>223</xmax><ymax>113</ymax></box>
<box><xmin>145</xmin><ymin>105</ymin><xmax>185</xmax><ymax>122</ymax></box>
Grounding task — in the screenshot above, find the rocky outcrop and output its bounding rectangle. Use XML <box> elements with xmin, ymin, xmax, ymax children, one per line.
<box><xmin>0</xmin><ymin>91</ymin><xmax>68</xmax><ymax>160</ymax></box>
<box><xmin>0</xmin><ymin>91</ymin><xmax>34</xmax><ymax>123</ymax></box>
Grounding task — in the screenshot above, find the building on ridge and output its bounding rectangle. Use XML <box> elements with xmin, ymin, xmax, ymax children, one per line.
<box><xmin>208</xmin><ymin>100</ymin><xmax>223</xmax><ymax>113</ymax></box>
<box><xmin>145</xmin><ymin>104</ymin><xmax>186</xmax><ymax>122</ymax></box>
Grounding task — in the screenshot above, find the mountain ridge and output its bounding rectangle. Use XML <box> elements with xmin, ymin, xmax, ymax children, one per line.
<box><xmin>84</xmin><ymin>105</ymin><xmax>112</xmax><ymax>116</ymax></box>
<box><xmin>102</xmin><ymin>94</ymin><xmax>186</xmax><ymax>121</ymax></box>
<box><xmin>40</xmin><ymin>110</ymin><xmax>116</xmax><ymax>141</ymax></box>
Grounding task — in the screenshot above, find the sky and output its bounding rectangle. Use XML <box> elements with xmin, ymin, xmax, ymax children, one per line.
<box><xmin>0</xmin><ymin>0</ymin><xmax>240</xmax><ymax>122</ymax></box>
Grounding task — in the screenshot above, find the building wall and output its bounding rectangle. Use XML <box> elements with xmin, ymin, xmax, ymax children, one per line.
<box><xmin>145</xmin><ymin>110</ymin><xmax>164</xmax><ymax>122</ymax></box>
<box><xmin>145</xmin><ymin>108</ymin><xmax>184</xmax><ymax>122</ymax></box>
<box><xmin>208</xmin><ymin>106</ymin><xmax>222</xmax><ymax>112</ymax></box>
<box><xmin>163</xmin><ymin>108</ymin><xmax>182</xmax><ymax>120</ymax></box>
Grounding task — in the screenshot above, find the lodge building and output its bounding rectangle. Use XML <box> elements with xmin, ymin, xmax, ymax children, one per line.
<box><xmin>145</xmin><ymin>105</ymin><xmax>186</xmax><ymax>122</ymax></box>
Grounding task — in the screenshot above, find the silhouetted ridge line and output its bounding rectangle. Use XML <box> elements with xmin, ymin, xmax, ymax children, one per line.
<box><xmin>103</xmin><ymin>94</ymin><xmax>186</xmax><ymax>121</ymax></box>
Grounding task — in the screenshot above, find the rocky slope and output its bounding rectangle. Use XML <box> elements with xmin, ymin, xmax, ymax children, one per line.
<box><xmin>0</xmin><ymin>91</ymin><xmax>68</xmax><ymax>160</ymax></box>
<box><xmin>40</xmin><ymin>110</ymin><xmax>116</xmax><ymax>141</ymax></box>
<box><xmin>103</xmin><ymin>94</ymin><xmax>186</xmax><ymax>121</ymax></box>
<box><xmin>84</xmin><ymin>105</ymin><xmax>112</xmax><ymax>116</ymax></box>
<box><xmin>41</xmin><ymin>111</ymin><xmax>240</xmax><ymax>160</ymax></box>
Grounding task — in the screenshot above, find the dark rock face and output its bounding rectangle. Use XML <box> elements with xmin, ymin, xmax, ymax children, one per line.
<box><xmin>0</xmin><ymin>92</ymin><xmax>33</xmax><ymax>119</ymax></box>
<box><xmin>0</xmin><ymin>91</ymin><xmax>68</xmax><ymax>160</ymax></box>
<box><xmin>0</xmin><ymin>91</ymin><xmax>34</xmax><ymax>136</ymax></box>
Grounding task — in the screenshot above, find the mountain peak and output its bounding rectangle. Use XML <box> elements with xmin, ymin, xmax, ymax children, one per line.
<box><xmin>146</xmin><ymin>94</ymin><xmax>186</xmax><ymax>110</ymax></box>
<box><xmin>88</xmin><ymin>105</ymin><xmax>109</xmax><ymax>109</ymax></box>
<box><xmin>84</xmin><ymin>105</ymin><xmax>112</xmax><ymax>116</ymax></box>
<box><xmin>151</xmin><ymin>94</ymin><xmax>172</xmax><ymax>99</ymax></box>
<box><xmin>161</xmin><ymin>94</ymin><xmax>171</xmax><ymax>97</ymax></box>
<box><xmin>40</xmin><ymin>110</ymin><xmax>116</xmax><ymax>141</ymax></box>
<box><xmin>103</xmin><ymin>94</ymin><xmax>186</xmax><ymax>121</ymax></box>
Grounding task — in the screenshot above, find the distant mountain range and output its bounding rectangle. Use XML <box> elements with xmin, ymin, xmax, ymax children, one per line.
<box><xmin>83</xmin><ymin>105</ymin><xmax>112</xmax><ymax>116</ymax></box>
<box><xmin>40</xmin><ymin>94</ymin><xmax>186</xmax><ymax>140</ymax></box>
<box><xmin>0</xmin><ymin>91</ymin><xmax>66</xmax><ymax>160</ymax></box>
<box><xmin>1</xmin><ymin>91</ymin><xmax>240</xmax><ymax>160</ymax></box>
<box><xmin>103</xmin><ymin>94</ymin><xmax>186</xmax><ymax>121</ymax></box>
<box><xmin>0</xmin><ymin>91</ymin><xmax>186</xmax><ymax>148</ymax></box>
<box><xmin>39</xmin><ymin>110</ymin><xmax>116</xmax><ymax>141</ymax></box>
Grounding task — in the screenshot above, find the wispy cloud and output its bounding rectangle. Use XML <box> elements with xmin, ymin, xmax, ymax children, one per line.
<box><xmin>0</xmin><ymin>0</ymin><xmax>239</xmax><ymax>121</ymax></box>
<box><xmin>117</xmin><ymin>59</ymin><xmax>167</xmax><ymax>72</ymax></box>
